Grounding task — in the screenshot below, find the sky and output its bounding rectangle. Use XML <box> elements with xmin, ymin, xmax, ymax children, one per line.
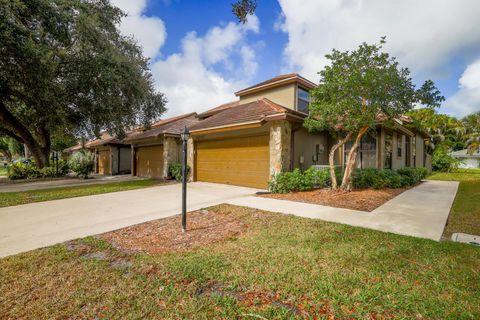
<box><xmin>111</xmin><ymin>0</ymin><xmax>480</xmax><ymax>119</ymax></box>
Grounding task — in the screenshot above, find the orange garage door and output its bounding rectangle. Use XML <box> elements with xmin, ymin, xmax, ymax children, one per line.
<box><xmin>136</xmin><ymin>145</ymin><xmax>164</xmax><ymax>178</ymax></box>
<box><xmin>196</xmin><ymin>135</ymin><xmax>269</xmax><ymax>189</ymax></box>
<box><xmin>98</xmin><ymin>150</ymin><xmax>110</xmax><ymax>175</ymax></box>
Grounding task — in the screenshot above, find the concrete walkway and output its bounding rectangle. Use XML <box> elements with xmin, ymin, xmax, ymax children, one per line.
<box><xmin>0</xmin><ymin>180</ymin><xmax>458</xmax><ymax>258</ymax></box>
<box><xmin>226</xmin><ymin>180</ymin><xmax>459</xmax><ymax>241</ymax></box>
<box><xmin>0</xmin><ymin>182</ymin><xmax>261</xmax><ymax>257</ymax></box>
<box><xmin>0</xmin><ymin>174</ymin><xmax>144</xmax><ymax>192</ymax></box>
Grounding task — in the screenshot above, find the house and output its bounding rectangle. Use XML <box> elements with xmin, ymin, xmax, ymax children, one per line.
<box><xmin>86</xmin><ymin>133</ymin><xmax>132</xmax><ymax>175</ymax></box>
<box><xmin>185</xmin><ymin>73</ymin><xmax>432</xmax><ymax>189</ymax></box>
<box><xmin>450</xmin><ymin>149</ymin><xmax>480</xmax><ymax>168</ymax></box>
<box><xmin>125</xmin><ymin>113</ymin><xmax>198</xmax><ymax>179</ymax></box>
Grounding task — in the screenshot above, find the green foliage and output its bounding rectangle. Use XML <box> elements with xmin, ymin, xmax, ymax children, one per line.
<box><xmin>232</xmin><ymin>0</ymin><xmax>257</xmax><ymax>23</ymax></box>
<box><xmin>352</xmin><ymin>168</ymin><xmax>428</xmax><ymax>189</ymax></box>
<box><xmin>68</xmin><ymin>150</ymin><xmax>94</xmax><ymax>178</ymax></box>
<box><xmin>269</xmin><ymin>167</ymin><xmax>332</xmax><ymax>193</ymax></box>
<box><xmin>432</xmin><ymin>149</ymin><xmax>460</xmax><ymax>172</ymax></box>
<box><xmin>6</xmin><ymin>159</ymin><xmax>69</xmax><ymax>180</ymax></box>
<box><xmin>168</xmin><ymin>163</ymin><xmax>190</xmax><ymax>181</ymax></box>
<box><xmin>462</xmin><ymin>111</ymin><xmax>480</xmax><ymax>154</ymax></box>
<box><xmin>0</xmin><ymin>0</ymin><xmax>166</xmax><ymax>167</ymax></box>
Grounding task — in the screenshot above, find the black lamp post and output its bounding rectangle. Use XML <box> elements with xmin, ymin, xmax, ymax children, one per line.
<box><xmin>180</xmin><ymin>126</ymin><xmax>190</xmax><ymax>232</ymax></box>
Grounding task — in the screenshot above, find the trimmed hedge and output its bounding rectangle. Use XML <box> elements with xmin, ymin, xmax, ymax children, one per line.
<box><xmin>7</xmin><ymin>160</ymin><xmax>69</xmax><ymax>180</ymax></box>
<box><xmin>269</xmin><ymin>167</ymin><xmax>428</xmax><ymax>193</ymax></box>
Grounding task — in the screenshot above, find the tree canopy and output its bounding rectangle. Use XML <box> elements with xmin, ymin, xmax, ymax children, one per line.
<box><xmin>305</xmin><ymin>38</ymin><xmax>444</xmax><ymax>190</ymax></box>
<box><xmin>0</xmin><ymin>0</ymin><xmax>166</xmax><ymax>167</ymax></box>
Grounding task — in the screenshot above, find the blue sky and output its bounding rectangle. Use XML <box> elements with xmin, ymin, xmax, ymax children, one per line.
<box><xmin>113</xmin><ymin>0</ymin><xmax>480</xmax><ymax>118</ymax></box>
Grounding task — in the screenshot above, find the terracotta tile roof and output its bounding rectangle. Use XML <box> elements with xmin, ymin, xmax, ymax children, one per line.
<box><xmin>125</xmin><ymin>113</ymin><xmax>198</xmax><ymax>142</ymax></box>
<box><xmin>85</xmin><ymin>132</ymin><xmax>125</xmax><ymax>148</ymax></box>
<box><xmin>196</xmin><ymin>100</ymin><xmax>240</xmax><ymax>119</ymax></box>
<box><xmin>64</xmin><ymin>144</ymin><xmax>83</xmax><ymax>153</ymax></box>
<box><xmin>235</xmin><ymin>73</ymin><xmax>316</xmax><ymax>96</ymax></box>
<box><xmin>188</xmin><ymin>98</ymin><xmax>305</xmax><ymax>132</ymax></box>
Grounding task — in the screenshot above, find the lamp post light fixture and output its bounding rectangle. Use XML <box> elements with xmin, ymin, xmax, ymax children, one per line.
<box><xmin>180</xmin><ymin>126</ymin><xmax>190</xmax><ymax>232</ymax></box>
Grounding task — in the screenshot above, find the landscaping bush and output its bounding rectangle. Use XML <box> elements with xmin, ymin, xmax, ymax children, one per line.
<box><xmin>7</xmin><ymin>159</ymin><xmax>70</xmax><ymax>180</ymax></box>
<box><xmin>352</xmin><ymin>167</ymin><xmax>428</xmax><ymax>190</ymax></box>
<box><xmin>432</xmin><ymin>149</ymin><xmax>460</xmax><ymax>172</ymax></box>
<box><xmin>269</xmin><ymin>167</ymin><xmax>331</xmax><ymax>193</ymax></box>
<box><xmin>68</xmin><ymin>150</ymin><xmax>94</xmax><ymax>178</ymax></box>
<box><xmin>168</xmin><ymin>163</ymin><xmax>190</xmax><ymax>181</ymax></box>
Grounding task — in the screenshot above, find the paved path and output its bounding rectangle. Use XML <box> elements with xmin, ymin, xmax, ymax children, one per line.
<box><xmin>0</xmin><ymin>174</ymin><xmax>143</xmax><ymax>192</ymax></box>
<box><xmin>226</xmin><ymin>180</ymin><xmax>459</xmax><ymax>241</ymax></box>
<box><xmin>0</xmin><ymin>182</ymin><xmax>261</xmax><ymax>257</ymax></box>
<box><xmin>0</xmin><ymin>180</ymin><xmax>458</xmax><ymax>258</ymax></box>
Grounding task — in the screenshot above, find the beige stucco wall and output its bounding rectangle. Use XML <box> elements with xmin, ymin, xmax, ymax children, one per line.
<box><xmin>391</xmin><ymin>132</ymin><xmax>405</xmax><ymax>170</ymax></box>
<box><xmin>293</xmin><ymin>128</ymin><xmax>329</xmax><ymax>170</ymax></box>
<box><xmin>239</xmin><ymin>83</ymin><xmax>296</xmax><ymax>109</ymax></box>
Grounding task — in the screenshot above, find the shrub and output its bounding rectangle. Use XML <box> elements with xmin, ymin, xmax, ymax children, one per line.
<box><xmin>7</xmin><ymin>161</ymin><xmax>40</xmax><ymax>180</ymax></box>
<box><xmin>353</xmin><ymin>167</ymin><xmax>428</xmax><ymax>190</ymax></box>
<box><xmin>269</xmin><ymin>167</ymin><xmax>331</xmax><ymax>193</ymax></box>
<box><xmin>68</xmin><ymin>150</ymin><xmax>94</xmax><ymax>178</ymax></box>
<box><xmin>432</xmin><ymin>149</ymin><xmax>460</xmax><ymax>172</ymax></box>
<box><xmin>168</xmin><ymin>163</ymin><xmax>190</xmax><ymax>181</ymax></box>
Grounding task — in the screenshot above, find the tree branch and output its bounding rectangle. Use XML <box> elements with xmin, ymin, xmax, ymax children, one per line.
<box><xmin>0</xmin><ymin>127</ymin><xmax>24</xmax><ymax>143</ymax></box>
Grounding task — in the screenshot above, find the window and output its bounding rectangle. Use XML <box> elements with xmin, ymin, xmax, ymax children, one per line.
<box><xmin>397</xmin><ymin>134</ymin><xmax>403</xmax><ymax>157</ymax></box>
<box><xmin>344</xmin><ymin>133</ymin><xmax>377</xmax><ymax>169</ymax></box>
<box><xmin>412</xmin><ymin>136</ymin><xmax>416</xmax><ymax>167</ymax></box>
<box><xmin>297</xmin><ymin>87</ymin><xmax>310</xmax><ymax>113</ymax></box>
<box><xmin>385</xmin><ymin>133</ymin><xmax>393</xmax><ymax>169</ymax></box>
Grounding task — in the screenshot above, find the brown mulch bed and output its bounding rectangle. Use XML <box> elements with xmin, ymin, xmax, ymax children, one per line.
<box><xmin>260</xmin><ymin>187</ymin><xmax>412</xmax><ymax>212</ymax></box>
<box><xmin>101</xmin><ymin>208</ymin><xmax>249</xmax><ymax>255</ymax></box>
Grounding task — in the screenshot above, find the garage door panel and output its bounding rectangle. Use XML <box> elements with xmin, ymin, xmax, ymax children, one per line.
<box><xmin>196</xmin><ymin>135</ymin><xmax>269</xmax><ymax>189</ymax></box>
<box><xmin>136</xmin><ymin>145</ymin><xmax>164</xmax><ymax>178</ymax></box>
<box><xmin>98</xmin><ymin>150</ymin><xmax>110</xmax><ymax>175</ymax></box>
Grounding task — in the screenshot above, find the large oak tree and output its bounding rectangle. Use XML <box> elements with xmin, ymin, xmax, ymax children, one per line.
<box><xmin>0</xmin><ymin>0</ymin><xmax>166</xmax><ymax>167</ymax></box>
<box><xmin>305</xmin><ymin>39</ymin><xmax>444</xmax><ymax>191</ymax></box>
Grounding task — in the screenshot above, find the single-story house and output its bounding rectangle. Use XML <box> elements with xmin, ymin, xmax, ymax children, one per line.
<box><xmin>125</xmin><ymin>113</ymin><xmax>198</xmax><ymax>179</ymax></box>
<box><xmin>184</xmin><ymin>73</ymin><xmax>432</xmax><ymax>189</ymax></box>
<box><xmin>86</xmin><ymin>133</ymin><xmax>132</xmax><ymax>175</ymax></box>
<box><xmin>450</xmin><ymin>149</ymin><xmax>480</xmax><ymax>168</ymax></box>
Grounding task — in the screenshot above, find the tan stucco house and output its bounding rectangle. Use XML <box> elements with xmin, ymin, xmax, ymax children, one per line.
<box><xmin>85</xmin><ymin>133</ymin><xmax>132</xmax><ymax>175</ymax></box>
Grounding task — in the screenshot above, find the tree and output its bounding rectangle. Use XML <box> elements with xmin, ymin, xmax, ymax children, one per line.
<box><xmin>0</xmin><ymin>136</ymin><xmax>23</xmax><ymax>161</ymax></box>
<box><xmin>0</xmin><ymin>0</ymin><xmax>166</xmax><ymax>168</ymax></box>
<box><xmin>462</xmin><ymin>111</ymin><xmax>480</xmax><ymax>154</ymax></box>
<box><xmin>232</xmin><ymin>0</ymin><xmax>257</xmax><ymax>23</ymax></box>
<box><xmin>305</xmin><ymin>39</ymin><xmax>444</xmax><ymax>191</ymax></box>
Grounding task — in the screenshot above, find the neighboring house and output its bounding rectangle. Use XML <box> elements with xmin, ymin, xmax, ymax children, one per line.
<box><xmin>450</xmin><ymin>149</ymin><xmax>480</xmax><ymax>168</ymax></box>
<box><xmin>185</xmin><ymin>73</ymin><xmax>432</xmax><ymax>189</ymax></box>
<box><xmin>125</xmin><ymin>113</ymin><xmax>198</xmax><ymax>179</ymax></box>
<box><xmin>86</xmin><ymin>133</ymin><xmax>132</xmax><ymax>175</ymax></box>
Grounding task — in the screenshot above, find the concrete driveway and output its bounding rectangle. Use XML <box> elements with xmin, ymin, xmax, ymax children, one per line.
<box><xmin>0</xmin><ymin>182</ymin><xmax>261</xmax><ymax>257</ymax></box>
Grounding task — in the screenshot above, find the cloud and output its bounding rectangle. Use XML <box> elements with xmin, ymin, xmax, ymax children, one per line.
<box><xmin>277</xmin><ymin>0</ymin><xmax>480</xmax><ymax>85</ymax></box>
<box><xmin>110</xmin><ymin>0</ymin><xmax>166</xmax><ymax>59</ymax></box>
<box><xmin>444</xmin><ymin>59</ymin><xmax>480</xmax><ymax>117</ymax></box>
<box><xmin>151</xmin><ymin>16</ymin><xmax>261</xmax><ymax>117</ymax></box>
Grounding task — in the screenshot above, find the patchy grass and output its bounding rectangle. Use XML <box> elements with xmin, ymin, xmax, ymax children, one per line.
<box><xmin>1</xmin><ymin>204</ymin><xmax>479</xmax><ymax>319</ymax></box>
<box><xmin>0</xmin><ymin>167</ymin><xmax>7</xmax><ymax>176</ymax></box>
<box><xmin>0</xmin><ymin>179</ymin><xmax>167</xmax><ymax>207</ymax></box>
<box><xmin>429</xmin><ymin>169</ymin><xmax>480</xmax><ymax>238</ymax></box>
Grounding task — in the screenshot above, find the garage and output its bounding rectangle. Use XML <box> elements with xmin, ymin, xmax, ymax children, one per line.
<box><xmin>195</xmin><ymin>135</ymin><xmax>269</xmax><ymax>189</ymax></box>
<box><xmin>135</xmin><ymin>145</ymin><xmax>164</xmax><ymax>178</ymax></box>
<box><xmin>98</xmin><ymin>150</ymin><xmax>110</xmax><ymax>175</ymax></box>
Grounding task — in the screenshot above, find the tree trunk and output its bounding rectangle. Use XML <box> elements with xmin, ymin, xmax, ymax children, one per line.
<box><xmin>328</xmin><ymin>133</ymin><xmax>352</xmax><ymax>189</ymax></box>
<box><xmin>0</xmin><ymin>101</ymin><xmax>50</xmax><ymax>168</ymax></box>
<box><xmin>340</xmin><ymin>126</ymin><xmax>369</xmax><ymax>191</ymax></box>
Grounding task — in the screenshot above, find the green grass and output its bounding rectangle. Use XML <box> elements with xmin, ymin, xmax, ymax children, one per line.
<box><xmin>428</xmin><ymin>169</ymin><xmax>480</xmax><ymax>238</ymax></box>
<box><xmin>1</xmin><ymin>204</ymin><xmax>479</xmax><ymax>319</ymax></box>
<box><xmin>0</xmin><ymin>179</ymin><xmax>166</xmax><ymax>207</ymax></box>
<box><xmin>0</xmin><ymin>167</ymin><xmax>7</xmax><ymax>176</ymax></box>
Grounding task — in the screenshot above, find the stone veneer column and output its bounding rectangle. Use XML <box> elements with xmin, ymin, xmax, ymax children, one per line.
<box><xmin>163</xmin><ymin>136</ymin><xmax>179</xmax><ymax>179</ymax></box>
<box><xmin>186</xmin><ymin>137</ymin><xmax>195</xmax><ymax>182</ymax></box>
<box><xmin>269</xmin><ymin>120</ymin><xmax>292</xmax><ymax>177</ymax></box>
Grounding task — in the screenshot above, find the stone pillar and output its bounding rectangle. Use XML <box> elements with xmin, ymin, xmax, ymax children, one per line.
<box><xmin>187</xmin><ymin>137</ymin><xmax>194</xmax><ymax>182</ymax></box>
<box><xmin>163</xmin><ymin>136</ymin><xmax>179</xmax><ymax>179</ymax></box>
<box><xmin>269</xmin><ymin>121</ymin><xmax>291</xmax><ymax>177</ymax></box>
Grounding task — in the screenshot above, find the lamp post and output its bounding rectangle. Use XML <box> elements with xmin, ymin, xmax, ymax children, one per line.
<box><xmin>180</xmin><ymin>126</ymin><xmax>190</xmax><ymax>232</ymax></box>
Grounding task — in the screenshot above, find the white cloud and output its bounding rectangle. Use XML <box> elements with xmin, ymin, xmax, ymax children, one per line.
<box><xmin>444</xmin><ymin>59</ymin><xmax>480</xmax><ymax>117</ymax></box>
<box><xmin>152</xmin><ymin>16</ymin><xmax>261</xmax><ymax>117</ymax></box>
<box><xmin>277</xmin><ymin>0</ymin><xmax>480</xmax><ymax>86</ymax></box>
<box><xmin>110</xmin><ymin>0</ymin><xmax>166</xmax><ymax>59</ymax></box>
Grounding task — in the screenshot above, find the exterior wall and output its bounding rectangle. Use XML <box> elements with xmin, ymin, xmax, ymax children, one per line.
<box><xmin>187</xmin><ymin>137</ymin><xmax>194</xmax><ymax>182</ymax></box>
<box><xmin>110</xmin><ymin>146</ymin><xmax>132</xmax><ymax>175</ymax></box>
<box><xmin>293</xmin><ymin>128</ymin><xmax>329</xmax><ymax>170</ymax></box>
<box><xmin>239</xmin><ymin>83</ymin><xmax>296</xmax><ymax>109</ymax></box>
<box><xmin>414</xmin><ymin>134</ymin><xmax>424</xmax><ymax>168</ymax></box>
<box><xmin>94</xmin><ymin>146</ymin><xmax>111</xmax><ymax>175</ymax></box>
<box><xmin>111</xmin><ymin>146</ymin><xmax>119</xmax><ymax>174</ymax></box>
<box><xmin>391</xmin><ymin>131</ymin><xmax>405</xmax><ymax>170</ymax></box>
<box><xmin>163</xmin><ymin>136</ymin><xmax>180</xmax><ymax>178</ymax></box>
<box><xmin>269</xmin><ymin>121</ymin><xmax>291</xmax><ymax>177</ymax></box>
<box><xmin>119</xmin><ymin>146</ymin><xmax>131</xmax><ymax>173</ymax></box>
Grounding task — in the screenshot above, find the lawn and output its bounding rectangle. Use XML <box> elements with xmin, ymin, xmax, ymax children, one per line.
<box><xmin>428</xmin><ymin>169</ymin><xmax>480</xmax><ymax>238</ymax></box>
<box><xmin>0</xmin><ymin>167</ymin><xmax>7</xmax><ymax>176</ymax></box>
<box><xmin>1</xmin><ymin>204</ymin><xmax>479</xmax><ymax>319</ymax></box>
<box><xmin>0</xmin><ymin>179</ymin><xmax>167</xmax><ymax>207</ymax></box>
